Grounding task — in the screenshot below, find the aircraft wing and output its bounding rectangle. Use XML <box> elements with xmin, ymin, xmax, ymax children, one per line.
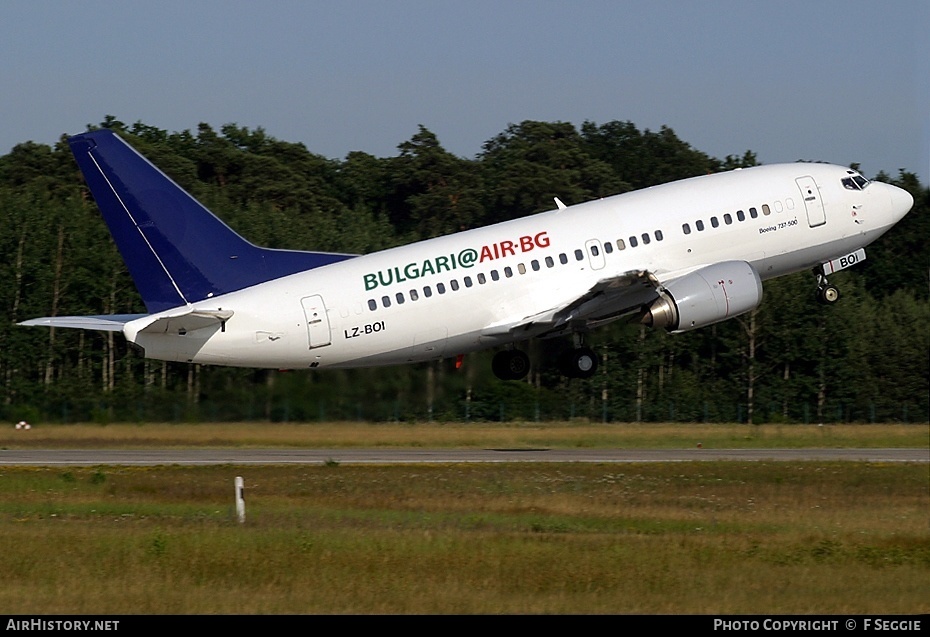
<box><xmin>482</xmin><ymin>269</ymin><xmax>662</xmax><ymax>338</ymax></box>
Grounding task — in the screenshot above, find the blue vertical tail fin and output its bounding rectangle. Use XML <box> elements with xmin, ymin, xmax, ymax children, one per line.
<box><xmin>69</xmin><ymin>129</ymin><xmax>355</xmax><ymax>313</ymax></box>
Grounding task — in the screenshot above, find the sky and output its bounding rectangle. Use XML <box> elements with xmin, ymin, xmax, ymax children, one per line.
<box><xmin>2</xmin><ymin>0</ymin><xmax>928</xmax><ymax>185</ymax></box>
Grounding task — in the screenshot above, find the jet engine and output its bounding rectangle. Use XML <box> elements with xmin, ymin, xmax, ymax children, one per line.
<box><xmin>642</xmin><ymin>261</ymin><xmax>763</xmax><ymax>332</ymax></box>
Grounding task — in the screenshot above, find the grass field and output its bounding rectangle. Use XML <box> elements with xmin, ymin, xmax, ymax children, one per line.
<box><xmin>1</xmin><ymin>421</ymin><xmax>927</xmax><ymax>449</ymax></box>
<box><xmin>0</xmin><ymin>422</ymin><xmax>927</xmax><ymax>614</ymax></box>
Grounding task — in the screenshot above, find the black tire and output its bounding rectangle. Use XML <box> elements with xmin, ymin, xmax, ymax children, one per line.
<box><xmin>560</xmin><ymin>347</ymin><xmax>598</xmax><ymax>379</ymax></box>
<box><xmin>817</xmin><ymin>285</ymin><xmax>840</xmax><ymax>304</ymax></box>
<box><xmin>492</xmin><ymin>349</ymin><xmax>530</xmax><ymax>380</ymax></box>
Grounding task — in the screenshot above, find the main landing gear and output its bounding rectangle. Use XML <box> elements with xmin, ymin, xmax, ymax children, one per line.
<box><xmin>491</xmin><ymin>338</ymin><xmax>599</xmax><ymax>381</ymax></box>
<box><xmin>813</xmin><ymin>266</ymin><xmax>840</xmax><ymax>305</ymax></box>
<box><xmin>491</xmin><ymin>348</ymin><xmax>530</xmax><ymax>381</ymax></box>
<box><xmin>558</xmin><ymin>333</ymin><xmax>599</xmax><ymax>379</ymax></box>
<box><xmin>558</xmin><ymin>346</ymin><xmax>598</xmax><ymax>379</ymax></box>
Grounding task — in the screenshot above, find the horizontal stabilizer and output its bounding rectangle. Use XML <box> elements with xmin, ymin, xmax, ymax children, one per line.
<box><xmin>20</xmin><ymin>308</ymin><xmax>234</xmax><ymax>336</ymax></box>
<box><xmin>132</xmin><ymin>308</ymin><xmax>235</xmax><ymax>335</ymax></box>
<box><xmin>18</xmin><ymin>315</ymin><xmax>146</xmax><ymax>332</ymax></box>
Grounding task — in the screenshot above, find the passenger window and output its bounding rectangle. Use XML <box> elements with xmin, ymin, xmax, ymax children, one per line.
<box><xmin>450</xmin><ymin>280</ymin><xmax>460</xmax><ymax>291</ymax></box>
<box><xmin>559</xmin><ymin>253</ymin><xmax>568</xmax><ymax>264</ymax></box>
<box><xmin>724</xmin><ymin>213</ymin><xmax>732</xmax><ymax>225</ymax></box>
<box><xmin>711</xmin><ymin>216</ymin><xmax>719</xmax><ymax>228</ymax></box>
<box><xmin>478</xmin><ymin>273</ymin><xmax>486</xmax><ymax>284</ymax></box>
<box><xmin>491</xmin><ymin>270</ymin><xmax>499</xmax><ymax>281</ymax></box>
<box><xmin>424</xmin><ymin>286</ymin><xmax>433</xmax><ymax>298</ymax></box>
<box><xmin>464</xmin><ymin>276</ymin><xmax>473</xmax><ymax>288</ymax></box>
<box><xmin>518</xmin><ymin>263</ymin><xmax>526</xmax><ymax>274</ymax></box>
<box><xmin>737</xmin><ymin>210</ymin><xmax>745</xmax><ymax>222</ymax></box>
<box><xmin>749</xmin><ymin>207</ymin><xmax>758</xmax><ymax>219</ymax></box>
<box><xmin>696</xmin><ymin>220</ymin><xmax>705</xmax><ymax>231</ymax></box>
<box><xmin>590</xmin><ymin>245</ymin><xmax>600</xmax><ymax>257</ymax></box>
<box><xmin>682</xmin><ymin>223</ymin><xmax>691</xmax><ymax>235</ymax></box>
<box><xmin>368</xmin><ymin>299</ymin><xmax>377</xmax><ymax>311</ymax></box>
<box><xmin>396</xmin><ymin>292</ymin><xmax>405</xmax><ymax>304</ymax></box>
<box><xmin>381</xmin><ymin>296</ymin><xmax>391</xmax><ymax>308</ymax></box>
<box><xmin>545</xmin><ymin>256</ymin><xmax>554</xmax><ymax>267</ymax></box>
<box><xmin>655</xmin><ymin>230</ymin><xmax>663</xmax><ymax>241</ymax></box>
<box><xmin>604</xmin><ymin>241</ymin><xmax>613</xmax><ymax>254</ymax></box>
<box><xmin>531</xmin><ymin>260</ymin><xmax>540</xmax><ymax>271</ymax></box>
<box><xmin>410</xmin><ymin>289</ymin><xmax>419</xmax><ymax>301</ymax></box>
<box><xmin>616</xmin><ymin>239</ymin><xmax>626</xmax><ymax>250</ymax></box>
<box><xmin>574</xmin><ymin>249</ymin><xmax>584</xmax><ymax>261</ymax></box>
<box><xmin>437</xmin><ymin>282</ymin><xmax>446</xmax><ymax>294</ymax></box>
<box><xmin>641</xmin><ymin>233</ymin><xmax>650</xmax><ymax>245</ymax></box>
<box><xmin>762</xmin><ymin>204</ymin><xmax>771</xmax><ymax>216</ymax></box>
<box><xmin>504</xmin><ymin>267</ymin><xmax>513</xmax><ymax>278</ymax></box>
<box><xmin>629</xmin><ymin>236</ymin><xmax>638</xmax><ymax>247</ymax></box>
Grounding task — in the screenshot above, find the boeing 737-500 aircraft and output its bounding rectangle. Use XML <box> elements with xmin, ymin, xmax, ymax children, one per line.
<box><xmin>21</xmin><ymin>129</ymin><xmax>914</xmax><ymax>380</ymax></box>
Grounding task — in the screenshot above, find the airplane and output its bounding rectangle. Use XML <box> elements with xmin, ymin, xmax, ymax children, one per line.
<box><xmin>20</xmin><ymin>129</ymin><xmax>914</xmax><ymax>380</ymax></box>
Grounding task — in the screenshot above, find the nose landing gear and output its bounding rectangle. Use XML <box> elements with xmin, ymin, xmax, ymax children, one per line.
<box><xmin>814</xmin><ymin>266</ymin><xmax>840</xmax><ymax>304</ymax></box>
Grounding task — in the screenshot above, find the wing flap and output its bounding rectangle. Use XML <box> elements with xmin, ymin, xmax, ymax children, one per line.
<box><xmin>481</xmin><ymin>270</ymin><xmax>661</xmax><ymax>338</ymax></box>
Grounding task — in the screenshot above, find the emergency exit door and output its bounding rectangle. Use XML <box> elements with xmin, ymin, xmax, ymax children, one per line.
<box><xmin>301</xmin><ymin>295</ymin><xmax>331</xmax><ymax>348</ymax></box>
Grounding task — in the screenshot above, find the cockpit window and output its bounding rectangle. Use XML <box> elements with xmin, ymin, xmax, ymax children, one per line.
<box><xmin>842</xmin><ymin>172</ymin><xmax>871</xmax><ymax>190</ymax></box>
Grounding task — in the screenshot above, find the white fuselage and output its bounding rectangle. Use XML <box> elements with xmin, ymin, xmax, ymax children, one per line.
<box><xmin>123</xmin><ymin>163</ymin><xmax>912</xmax><ymax>369</ymax></box>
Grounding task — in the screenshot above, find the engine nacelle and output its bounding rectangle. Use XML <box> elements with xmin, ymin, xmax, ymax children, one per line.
<box><xmin>642</xmin><ymin>261</ymin><xmax>763</xmax><ymax>332</ymax></box>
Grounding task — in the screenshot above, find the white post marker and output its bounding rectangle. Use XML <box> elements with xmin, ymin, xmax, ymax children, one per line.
<box><xmin>235</xmin><ymin>476</ymin><xmax>245</xmax><ymax>524</ymax></box>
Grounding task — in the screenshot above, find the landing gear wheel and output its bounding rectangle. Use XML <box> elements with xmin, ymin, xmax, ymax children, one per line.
<box><xmin>559</xmin><ymin>347</ymin><xmax>598</xmax><ymax>379</ymax></box>
<box><xmin>813</xmin><ymin>266</ymin><xmax>840</xmax><ymax>305</ymax></box>
<box><xmin>492</xmin><ymin>349</ymin><xmax>530</xmax><ymax>381</ymax></box>
<box><xmin>816</xmin><ymin>284</ymin><xmax>840</xmax><ymax>305</ymax></box>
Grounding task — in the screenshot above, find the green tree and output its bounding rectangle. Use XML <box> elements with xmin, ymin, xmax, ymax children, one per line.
<box><xmin>1</xmin><ymin>117</ymin><xmax>925</xmax><ymax>424</ymax></box>
<box><xmin>580</xmin><ymin>120</ymin><xmax>720</xmax><ymax>189</ymax></box>
<box><xmin>480</xmin><ymin>121</ymin><xmax>624</xmax><ymax>222</ymax></box>
<box><xmin>385</xmin><ymin>125</ymin><xmax>484</xmax><ymax>239</ymax></box>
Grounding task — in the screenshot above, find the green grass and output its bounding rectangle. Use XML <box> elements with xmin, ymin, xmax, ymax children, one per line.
<box><xmin>0</xmin><ymin>461</ymin><xmax>927</xmax><ymax>614</ymax></box>
<box><xmin>1</xmin><ymin>421</ymin><xmax>927</xmax><ymax>449</ymax></box>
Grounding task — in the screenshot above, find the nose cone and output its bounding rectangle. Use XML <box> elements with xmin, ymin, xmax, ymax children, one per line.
<box><xmin>890</xmin><ymin>185</ymin><xmax>915</xmax><ymax>221</ymax></box>
<box><xmin>873</xmin><ymin>181</ymin><xmax>915</xmax><ymax>225</ymax></box>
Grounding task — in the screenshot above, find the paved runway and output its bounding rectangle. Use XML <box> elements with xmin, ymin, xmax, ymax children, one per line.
<box><xmin>0</xmin><ymin>447</ymin><xmax>926</xmax><ymax>466</ymax></box>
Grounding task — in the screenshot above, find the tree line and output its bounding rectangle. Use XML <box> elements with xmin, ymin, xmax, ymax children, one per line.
<box><xmin>1</xmin><ymin>116</ymin><xmax>927</xmax><ymax>424</ymax></box>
